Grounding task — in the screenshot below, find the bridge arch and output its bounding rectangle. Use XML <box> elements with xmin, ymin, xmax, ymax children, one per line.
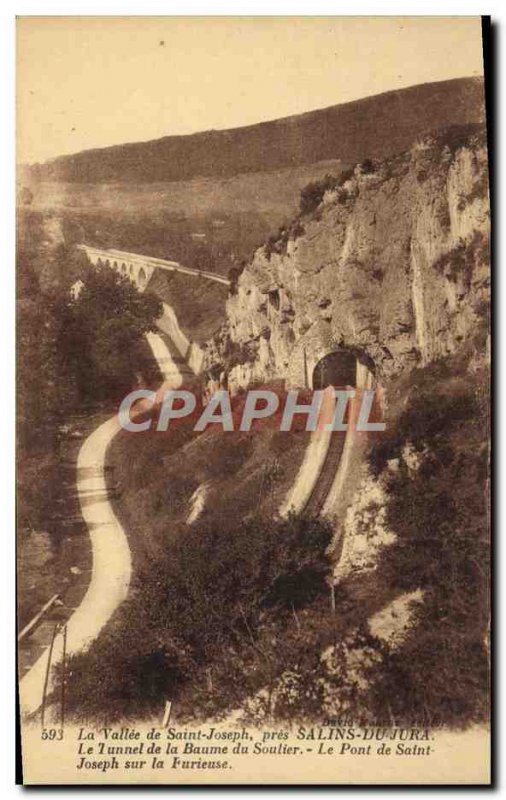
<box><xmin>77</xmin><ymin>245</ymin><xmax>231</xmax><ymax>289</ymax></box>
<box><xmin>137</xmin><ymin>267</ymin><xmax>147</xmax><ymax>289</ymax></box>
<box><xmin>121</xmin><ymin>262</ymin><xmax>127</xmax><ymax>275</ymax></box>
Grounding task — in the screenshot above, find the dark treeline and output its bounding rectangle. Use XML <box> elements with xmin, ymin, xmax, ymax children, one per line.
<box><xmin>28</xmin><ymin>78</ymin><xmax>483</xmax><ymax>183</ymax></box>
<box><xmin>17</xmin><ymin>212</ymin><xmax>162</xmax><ymax>535</ymax></box>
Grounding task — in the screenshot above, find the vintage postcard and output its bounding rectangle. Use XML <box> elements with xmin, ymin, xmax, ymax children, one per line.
<box><xmin>16</xmin><ymin>16</ymin><xmax>491</xmax><ymax>785</ymax></box>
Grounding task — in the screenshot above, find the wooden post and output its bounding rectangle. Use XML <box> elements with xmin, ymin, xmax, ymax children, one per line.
<box><xmin>291</xmin><ymin>602</ymin><xmax>301</xmax><ymax>631</ymax></box>
<box><xmin>60</xmin><ymin>625</ymin><xmax>67</xmax><ymax>731</ymax></box>
<box><xmin>41</xmin><ymin>623</ymin><xmax>59</xmax><ymax>729</ymax></box>
<box><xmin>162</xmin><ymin>700</ymin><xmax>172</xmax><ymax>728</ymax></box>
<box><xmin>303</xmin><ymin>346</ymin><xmax>312</xmax><ymax>389</ymax></box>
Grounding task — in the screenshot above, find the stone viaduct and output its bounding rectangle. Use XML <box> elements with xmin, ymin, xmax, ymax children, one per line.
<box><xmin>78</xmin><ymin>245</ymin><xmax>231</xmax><ymax>291</ymax></box>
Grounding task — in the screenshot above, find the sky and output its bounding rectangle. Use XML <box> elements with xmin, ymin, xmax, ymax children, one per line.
<box><xmin>17</xmin><ymin>16</ymin><xmax>485</xmax><ymax>165</ymax></box>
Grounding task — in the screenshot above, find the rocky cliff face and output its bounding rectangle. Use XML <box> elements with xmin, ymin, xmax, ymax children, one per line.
<box><xmin>204</xmin><ymin>124</ymin><xmax>490</xmax><ymax>392</ymax></box>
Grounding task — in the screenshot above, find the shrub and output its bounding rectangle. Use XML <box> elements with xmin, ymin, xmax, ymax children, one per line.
<box><xmin>228</xmin><ymin>261</ymin><xmax>246</xmax><ymax>296</ymax></box>
<box><xmin>290</xmin><ymin>220</ymin><xmax>305</xmax><ymax>240</ymax></box>
<box><xmin>299</xmin><ymin>174</ymin><xmax>337</xmax><ymax>215</ymax></box>
<box><xmin>263</xmin><ymin>220</ymin><xmax>307</xmax><ymax>261</ymax></box>
<box><xmin>360</xmin><ymin>158</ymin><xmax>376</xmax><ymax>174</ymax></box>
<box><xmin>457</xmin><ymin>174</ymin><xmax>490</xmax><ymax>211</ymax></box>
<box><xmin>299</xmin><ymin>167</ymin><xmax>357</xmax><ymax>216</ymax></box>
<box><xmin>432</xmin><ymin>231</ymin><xmax>489</xmax><ymax>288</ymax></box>
<box><xmin>366</xmin><ymin>353</ymin><xmax>489</xmax><ymax>727</ymax></box>
<box><xmin>223</xmin><ymin>338</ymin><xmax>257</xmax><ymax>370</ymax></box>
<box><xmin>58</xmin><ymin>513</ymin><xmax>333</xmax><ymax>722</ymax></box>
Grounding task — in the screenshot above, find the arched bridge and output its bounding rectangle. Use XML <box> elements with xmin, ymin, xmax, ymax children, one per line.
<box><xmin>78</xmin><ymin>245</ymin><xmax>231</xmax><ymax>291</ymax></box>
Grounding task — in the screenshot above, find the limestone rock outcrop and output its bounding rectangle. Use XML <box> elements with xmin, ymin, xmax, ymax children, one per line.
<box><xmin>204</xmin><ymin>125</ymin><xmax>490</xmax><ymax>392</ymax></box>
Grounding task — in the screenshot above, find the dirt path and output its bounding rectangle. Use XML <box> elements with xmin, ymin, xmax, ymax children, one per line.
<box><xmin>19</xmin><ymin>318</ymin><xmax>185</xmax><ymax>718</ymax></box>
<box><xmin>145</xmin><ymin>330</ymin><xmax>185</xmax><ymax>386</ymax></box>
<box><xmin>19</xmin><ymin>417</ymin><xmax>131</xmax><ymax>717</ymax></box>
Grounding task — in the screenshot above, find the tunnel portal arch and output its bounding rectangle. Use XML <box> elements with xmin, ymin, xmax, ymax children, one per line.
<box><xmin>287</xmin><ymin>321</ymin><xmax>377</xmax><ymax>391</ymax></box>
<box><xmin>312</xmin><ymin>350</ymin><xmax>357</xmax><ymax>390</ymax></box>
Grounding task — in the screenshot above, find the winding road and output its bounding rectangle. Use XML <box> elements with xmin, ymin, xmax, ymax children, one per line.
<box><xmin>19</xmin><ymin>324</ymin><xmax>184</xmax><ymax>718</ymax></box>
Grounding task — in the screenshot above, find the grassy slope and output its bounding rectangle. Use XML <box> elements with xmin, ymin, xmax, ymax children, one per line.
<box><xmin>27</xmin><ymin>159</ymin><xmax>346</xmax><ymax>220</ymax></box>
<box><xmin>25</xmin><ymin>160</ymin><xmax>349</xmax><ymax>275</ymax></box>
<box><xmin>364</xmin><ymin>341</ymin><xmax>490</xmax><ymax>726</ymax></box>
<box><xmin>147</xmin><ymin>269</ymin><xmax>228</xmax><ymax>343</ymax></box>
<box><xmin>105</xmin><ymin>393</ymin><xmax>310</xmax><ymax>571</ymax></box>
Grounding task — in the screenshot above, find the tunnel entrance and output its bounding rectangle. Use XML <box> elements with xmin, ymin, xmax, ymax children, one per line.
<box><xmin>312</xmin><ymin>350</ymin><xmax>357</xmax><ymax>390</ymax></box>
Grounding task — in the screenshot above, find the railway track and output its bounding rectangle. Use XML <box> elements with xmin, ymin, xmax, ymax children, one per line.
<box><xmin>304</xmin><ymin>430</ymin><xmax>346</xmax><ymax>516</ymax></box>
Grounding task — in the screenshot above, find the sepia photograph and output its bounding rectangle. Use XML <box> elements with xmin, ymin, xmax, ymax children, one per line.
<box><xmin>15</xmin><ymin>14</ymin><xmax>491</xmax><ymax>785</ymax></box>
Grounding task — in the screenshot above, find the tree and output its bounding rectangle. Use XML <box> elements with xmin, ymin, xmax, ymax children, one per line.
<box><xmin>17</xmin><ymin>254</ymin><xmax>78</xmax><ymax>451</ymax></box>
<box><xmin>61</xmin><ymin>262</ymin><xmax>163</xmax><ymax>403</ymax></box>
